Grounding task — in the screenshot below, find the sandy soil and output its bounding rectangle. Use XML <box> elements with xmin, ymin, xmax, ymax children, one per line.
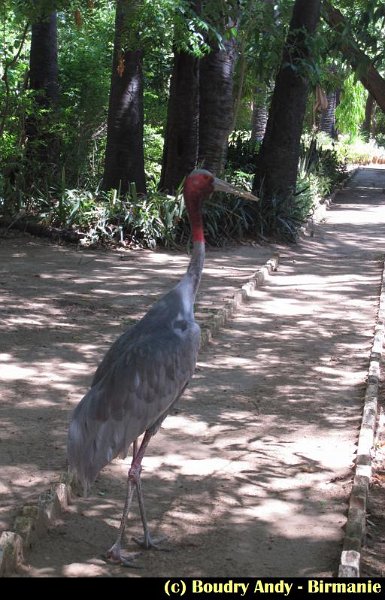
<box><xmin>1</xmin><ymin>167</ymin><xmax>385</xmax><ymax>577</ymax></box>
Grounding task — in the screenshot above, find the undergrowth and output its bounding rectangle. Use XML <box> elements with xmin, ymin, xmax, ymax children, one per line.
<box><xmin>226</xmin><ymin>131</ymin><xmax>348</xmax><ymax>242</ymax></box>
<box><xmin>0</xmin><ymin>131</ymin><xmax>356</xmax><ymax>247</ymax></box>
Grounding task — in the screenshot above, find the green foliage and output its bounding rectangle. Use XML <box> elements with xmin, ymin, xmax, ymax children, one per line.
<box><xmin>13</xmin><ymin>180</ymin><xmax>261</xmax><ymax>249</ymax></box>
<box><xmin>0</xmin><ymin>11</ymin><xmax>30</xmax><ymax>137</ymax></box>
<box><xmin>200</xmin><ymin>191</ymin><xmax>257</xmax><ymax>247</ymax></box>
<box><xmin>57</xmin><ymin>5</ymin><xmax>115</xmax><ymax>187</ymax></box>
<box><xmin>252</xmin><ymin>189</ymin><xmax>313</xmax><ymax>242</ymax></box>
<box><xmin>375</xmin><ymin>133</ymin><xmax>385</xmax><ymax>149</ymax></box>
<box><xmin>227</xmin><ymin>131</ymin><xmax>261</xmax><ymax>173</ymax></box>
<box><xmin>226</xmin><ymin>130</ymin><xmax>348</xmax><ymax>242</ymax></box>
<box><xmin>258</xmin><ymin>134</ymin><xmax>348</xmax><ymax>242</ymax></box>
<box><xmin>125</xmin><ymin>188</ymin><xmax>185</xmax><ymax>248</ymax></box>
<box><xmin>16</xmin><ymin>183</ymin><xmax>184</xmax><ymax>248</ymax></box>
<box><xmin>2</xmin><ymin>0</ymin><xmax>384</xmax><ymax>249</ymax></box>
<box><xmin>231</xmin><ymin>0</ymin><xmax>290</xmax><ymax>129</ymax></box>
<box><xmin>144</xmin><ymin>125</ymin><xmax>164</xmax><ymax>182</ymax></box>
<box><xmin>335</xmin><ymin>73</ymin><xmax>366</xmax><ymax>139</ymax></box>
<box><xmin>300</xmin><ymin>134</ymin><xmax>348</xmax><ymax>186</ymax></box>
<box><xmin>331</xmin><ymin>0</ymin><xmax>385</xmax><ymax>58</ymax></box>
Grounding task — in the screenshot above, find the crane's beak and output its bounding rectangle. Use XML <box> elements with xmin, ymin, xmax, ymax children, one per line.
<box><xmin>213</xmin><ymin>177</ymin><xmax>259</xmax><ymax>202</ymax></box>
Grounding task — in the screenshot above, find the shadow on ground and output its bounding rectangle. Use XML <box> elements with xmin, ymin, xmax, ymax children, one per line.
<box><xmin>1</xmin><ymin>166</ymin><xmax>385</xmax><ymax>576</ymax></box>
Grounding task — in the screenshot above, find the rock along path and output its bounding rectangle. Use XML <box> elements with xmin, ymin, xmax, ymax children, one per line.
<box><xmin>2</xmin><ymin>166</ymin><xmax>385</xmax><ymax>577</ymax></box>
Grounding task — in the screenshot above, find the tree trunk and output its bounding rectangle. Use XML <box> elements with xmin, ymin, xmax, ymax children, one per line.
<box><xmin>29</xmin><ymin>13</ymin><xmax>59</xmax><ymax>106</ymax></box>
<box><xmin>362</xmin><ymin>94</ymin><xmax>376</xmax><ymax>141</ymax></box>
<box><xmin>159</xmin><ymin>50</ymin><xmax>199</xmax><ymax>194</ymax></box>
<box><xmin>253</xmin><ymin>0</ymin><xmax>321</xmax><ymax>199</ymax></box>
<box><xmin>322</xmin><ymin>1</ymin><xmax>385</xmax><ymax>114</ymax></box>
<box><xmin>320</xmin><ymin>89</ymin><xmax>339</xmax><ymax>138</ymax></box>
<box><xmin>232</xmin><ymin>39</ymin><xmax>247</xmax><ymax>130</ymax></box>
<box><xmin>25</xmin><ymin>12</ymin><xmax>59</xmax><ymax>177</ymax></box>
<box><xmin>251</xmin><ymin>85</ymin><xmax>270</xmax><ymax>141</ymax></box>
<box><xmin>198</xmin><ymin>37</ymin><xmax>237</xmax><ymax>176</ymax></box>
<box><xmin>102</xmin><ymin>0</ymin><xmax>146</xmax><ymax>195</ymax></box>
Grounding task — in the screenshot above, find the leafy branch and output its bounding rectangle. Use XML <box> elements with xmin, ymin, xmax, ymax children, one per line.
<box><xmin>0</xmin><ymin>21</ymin><xmax>30</xmax><ymax>137</ymax></box>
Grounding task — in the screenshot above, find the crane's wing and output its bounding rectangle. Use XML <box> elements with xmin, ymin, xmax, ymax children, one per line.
<box><xmin>67</xmin><ymin>316</ymin><xmax>200</xmax><ymax>490</ymax></box>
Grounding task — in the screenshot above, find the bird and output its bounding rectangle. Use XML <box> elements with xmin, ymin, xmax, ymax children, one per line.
<box><xmin>67</xmin><ymin>169</ymin><xmax>259</xmax><ymax>566</ymax></box>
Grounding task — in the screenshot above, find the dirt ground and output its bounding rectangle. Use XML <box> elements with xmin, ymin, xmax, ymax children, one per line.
<box><xmin>1</xmin><ymin>166</ymin><xmax>385</xmax><ymax>578</ymax></box>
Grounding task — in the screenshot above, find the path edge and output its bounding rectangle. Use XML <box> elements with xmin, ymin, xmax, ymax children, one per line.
<box><xmin>338</xmin><ymin>257</ymin><xmax>385</xmax><ymax>577</ymax></box>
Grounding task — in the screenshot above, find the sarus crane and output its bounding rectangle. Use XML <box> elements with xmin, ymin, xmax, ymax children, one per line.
<box><xmin>67</xmin><ymin>169</ymin><xmax>259</xmax><ymax>566</ymax></box>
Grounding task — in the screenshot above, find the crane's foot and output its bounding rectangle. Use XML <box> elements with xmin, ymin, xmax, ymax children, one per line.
<box><xmin>132</xmin><ymin>533</ymin><xmax>169</xmax><ymax>551</ymax></box>
<box><xmin>104</xmin><ymin>542</ymin><xmax>142</xmax><ymax>568</ymax></box>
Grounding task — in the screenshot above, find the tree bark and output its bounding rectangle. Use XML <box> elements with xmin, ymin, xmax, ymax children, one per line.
<box><xmin>320</xmin><ymin>89</ymin><xmax>339</xmax><ymax>138</ymax></box>
<box><xmin>251</xmin><ymin>85</ymin><xmax>270</xmax><ymax>142</ymax></box>
<box><xmin>253</xmin><ymin>0</ymin><xmax>321</xmax><ymax>199</ymax></box>
<box><xmin>25</xmin><ymin>12</ymin><xmax>59</xmax><ymax>176</ymax></box>
<box><xmin>102</xmin><ymin>0</ymin><xmax>146</xmax><ymax>195</ymax></box>
<box><xmin>159</xmin><ymin>50</ymin><xmax>199</xmax><ymax>194</ymax></box>
<box><xmin>29</xmin><ymin>13</ymin><xmax>59</xmax><ymax>106</ymax></box>
<box><xmin>362</xmin><ymin>93</ymin><xmax>376</xmax><ymax>140</ymax></box>
<box><xmin>232</xmin><ymin>39</ymin><xmax>247</xmax><ymax>130</ymax></box>
<box><xmin>322</xmin><ymin>1</ymin><xmax>385</xmax><ymax>114</ymax></box>
<box><xmin>198</xmin><ymin>36</ymin><xmax>237</xmax><ymax>176</ymax></box>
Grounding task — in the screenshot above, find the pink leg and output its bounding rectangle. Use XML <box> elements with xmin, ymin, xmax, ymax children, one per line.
<box><xmin>105</xmin><ymin>432</ymin><xmax>166</xmax><ymax>566</ymax></box>
<box><xmin>105</xmin><ymin>439</ymin><xmax>140</xmax><ymax>567</ymax></box>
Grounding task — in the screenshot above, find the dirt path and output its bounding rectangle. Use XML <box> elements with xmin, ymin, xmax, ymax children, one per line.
<box><xmin>2</xmin><ymin>167</ymin><xmax>385</xmax><ymax>577</ymax></box>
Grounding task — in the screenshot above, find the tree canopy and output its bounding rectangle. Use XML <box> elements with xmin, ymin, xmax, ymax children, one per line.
<box><xmin>1</xmin><ymin>0</ymin><xmax>385</xmax><ymax>244</ymax></box>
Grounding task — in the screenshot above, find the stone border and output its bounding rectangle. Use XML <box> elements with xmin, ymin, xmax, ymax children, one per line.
<box><xmin>0</xmin><ymin>482</ymin><xmax>70</xmax><ymax>576</ymax></box>
<box><xmin>338</xmin><ymin>258</ymin><xmax>385</xmax><ymax>577</ymax></box>
<box><xmin>0</xmin><ymin>253</ymin><xmax>279</xmax><ymax>577</ymax></box>
<box><xmin>200</xmin><ymin>254</ymin><xmax>280</xmax><ymax>347</ymax></box>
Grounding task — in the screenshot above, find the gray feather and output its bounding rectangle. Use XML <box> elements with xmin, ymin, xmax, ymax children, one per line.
<box><xmin>67</xmin><ymin>262</ymin><xmax>202</xmax><ymax>490</ymax></box>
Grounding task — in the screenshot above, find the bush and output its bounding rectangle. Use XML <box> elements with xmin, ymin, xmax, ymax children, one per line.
<box><xmin>253</xmin><ymin>191</ymin><xmax>315</xmax><ymax>242</ymax></box>
<box><xmin>225</xmin><ymin>132</ymin><xmax>348</xmax><ymax>242</ymax></box>
<box><xmin>251</xmin><ymin>135</ymin><xmax>348</xmax><ymax>242</ymax></box>
<box><xmin>2</xmin><ymin>126</ymin><xmax>351</xmax><ymax>248</ymax></box>
<box><xmin>226</xmin><ymin>131</ymin><xmax>260</xmax><ymax>173</ymax></box>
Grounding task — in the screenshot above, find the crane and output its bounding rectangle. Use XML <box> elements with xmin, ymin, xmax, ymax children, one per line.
<box><xmin>67</xmin><ymin>169</ymin><xmax>259</xmax><ymax>566</ymax></box>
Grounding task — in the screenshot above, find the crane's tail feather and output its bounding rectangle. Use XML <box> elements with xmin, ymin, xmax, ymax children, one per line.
<box><xmin>67</xmin><ymin>401</ymin><xmax>138</xmax><ymax>494</ymax></box>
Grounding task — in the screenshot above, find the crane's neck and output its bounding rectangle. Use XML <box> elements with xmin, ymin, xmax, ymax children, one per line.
<box><xmin>183</xmin><ymin>184</ymin><xmax>206</xmax><ymax>300</ymax></box>
<box><xmin>185</xmin><ymin>186</ymin><xmax>205</xmax><ymax>244</ymax></box>
<box><xmin>185</xmin><ymin>240</ymin><xmax>205</xmax><ymax>300</ymax></box>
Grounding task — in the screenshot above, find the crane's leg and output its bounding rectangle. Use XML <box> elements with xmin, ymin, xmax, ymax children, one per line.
<box><xmin>130</xmin><ymin>431</ymin><xmax>167</xmax><ymax>550</ymax></box>
<box><xmin>105</xmin><ymin>433</ymin><xmax>166</xmax><ymax>566</ymax></box>
<box><xmin>105</xmin><ymin>440</ymin><xmax>141</xmax><ymax>567</ymax></box>
<box><xmin>133</xmin><ymin>462</ymin><xmax>167</xmax><ymax>550</ymax></box>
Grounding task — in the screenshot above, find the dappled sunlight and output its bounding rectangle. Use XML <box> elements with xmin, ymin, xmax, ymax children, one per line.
<box><xmin>0</xmin><ymin>231</ymin><xmax>281</xmax><ymax>541</ymax></box>
<box><xmin>150</xmin><ymin>455</ymin><xmax>233</xmax><ymax>477</ymax></box>
<box><xmin>0</xmin><ymin>363</ymin><xmax>36</xmax><ymax>381</ymax></box>
<box><xmin>313</xmin><ymin>364</ymin><xmax>365</xmax><ymax>382</ymax></box>
<box><xmin>2</xmin><ymin>167</ymin><xmax>385</xmax><ymax>575</ymax></box>
<box><xmin>162</xmin><ymin>414</ymin><xmax>212</xmax><ymax>435</ymax></box>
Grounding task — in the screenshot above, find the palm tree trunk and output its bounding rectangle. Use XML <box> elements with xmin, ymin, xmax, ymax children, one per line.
<box><xmin>251</xmin><ymin>85</ymin><xmax>271</xmax><ymax>141</ymax></box>
<box><xmin>198</xmin><ymin>37</ymin><xmax>237</xmax><ymax>175</ymax></box>
<box><xmin>253</xmin><ymin>0</ymin><xmax>321</xmax><ymax>200</ymax></box>
<box><xmin>159</xmin><ymin>49</ymin><xmax>199</xmax><ymax>194</ymax></box>
<box><xmin>320</xmin><ymin>89</ymin><xmax>339</xmax><ymax>138</ymax></box>
<box><xmin>102</xmin><ymin>0</ymin><xmax>146</xmax><ymax>195</ymax></box>
<box><xmin>29</xmin><ymin>13</ymin><xmax>59</xmax><ymax>106</ymax></box>
<box><xmin>25</xmin><ymin>11</ymin><xmax>59</xmax><ymax>179</ymax></box>
<box><xmin>362</xmin><ymin>94</ymin><xmax>376</xmax><ymax>141</ymax></box>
